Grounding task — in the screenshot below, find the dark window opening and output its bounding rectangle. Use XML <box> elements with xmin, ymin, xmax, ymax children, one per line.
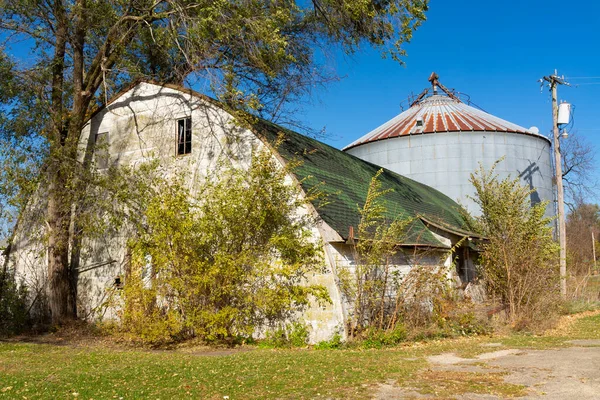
<box><xmin>177</xmin><ymin>117</ymin><xmax>192</xmax><ymax>155</ymax></box>
<box><xmin>456</xmin><ymin>245</ymin><xmax>476</xmax><ymax>283</ymax></box>
<box><xmin>114</xmin><ymin>276</ymin><xmax>123</xmax><ymax>289</ymax></box>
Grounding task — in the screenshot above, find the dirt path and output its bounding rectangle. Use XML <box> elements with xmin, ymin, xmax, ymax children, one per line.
<box><xmin>375</xmin><ymin>340</ymin><xmax>600</xmax><ymax>399</ymax></box>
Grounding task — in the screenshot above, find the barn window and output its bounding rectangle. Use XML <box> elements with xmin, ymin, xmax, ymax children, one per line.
<box><xmin>177</xmin><ymin>117</ymin><xmax>192</xmax><ymax>155</ymax></box>
<box><xmin>94</xmin><ymin>132</ymin><xmax>109</xmax><ymax>169</ymax></box>
<box><xmin>114</xmin><ymin>276</ymin><xmax>123</xmax><ymax>289</ymax></box>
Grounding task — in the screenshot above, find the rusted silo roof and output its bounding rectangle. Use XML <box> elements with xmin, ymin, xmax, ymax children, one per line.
<box><xmin>344</xmin><ymin>74</ymin><xmax>541</xmax><ymax>151</ymax></box>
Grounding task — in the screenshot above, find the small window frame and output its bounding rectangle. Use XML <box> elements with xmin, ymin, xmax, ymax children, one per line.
<box><xmin>176</xmin><ymin>117</ymin><xmax>192</xmax><ymax>156</ymax></box>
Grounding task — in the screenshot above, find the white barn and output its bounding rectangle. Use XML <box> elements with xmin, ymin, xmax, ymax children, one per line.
<box><xmin>9</xmin><ymin>81</ymin><xmax>481</xmax><ymax>342</ymax></box>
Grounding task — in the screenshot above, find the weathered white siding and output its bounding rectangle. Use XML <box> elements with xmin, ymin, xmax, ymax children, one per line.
<box><xmin>323</xmin><ymin>242</ymin><xmax>454</xmax><ymax>336</ymax></box>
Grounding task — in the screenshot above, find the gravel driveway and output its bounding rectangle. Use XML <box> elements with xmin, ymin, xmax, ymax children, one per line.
<box><xmin>375</xmin><ymin>340</ymin><xmax>600</xmax><ymax>399</ymax></box>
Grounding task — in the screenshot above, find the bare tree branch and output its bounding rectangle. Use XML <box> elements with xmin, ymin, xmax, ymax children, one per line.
<box><xmin>561</xmin><ymin>132</ymin><xmax>598</xmax><ymax>211</ymax></box>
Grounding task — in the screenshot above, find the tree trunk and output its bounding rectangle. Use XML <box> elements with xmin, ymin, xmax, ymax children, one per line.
<box><xmin>43</xmin><ymin>0</ymin><xmax>144</xmax><ymax>324</ymax></box>
<box><xmin>0</xmin><ymin>244</ymin><xmax>9</xmax><ymax>304</ymax></box>
<box><xmin>46</xmin><ymin>164</ymin><xmax>75</xmax><ymax>323</ymax></box>
<box><xmin>46</xmin><ymin>0</ymin><xmax>74</xmax><ymax>324</ymax></box>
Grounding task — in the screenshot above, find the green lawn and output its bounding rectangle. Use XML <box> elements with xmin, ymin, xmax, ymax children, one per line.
<box><xmin>1</xmin><ymin>313</ymin><xmax>599</xmax><ymax>399</ymax></box>
<box><xmin>0</xmin><ymin>344</ymin><xmax>426</xmax><ymax>399</ymax></box>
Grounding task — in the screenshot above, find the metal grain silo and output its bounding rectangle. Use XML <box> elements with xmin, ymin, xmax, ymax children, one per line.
<box><xmin>344</xmin><ymin>74</ymin><xmax>554</xmax><ymax>216</ymax></box>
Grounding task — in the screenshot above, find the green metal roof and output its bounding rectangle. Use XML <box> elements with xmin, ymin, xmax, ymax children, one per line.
<box><xmin>255</xmin><ymin>119</ymin><xmax>474</xmax><ymax>248</ymax></box>
<box><xmin>89</xmin><ymin>81</ymin><xmax>476</xmax><ymax>248</ymax></box>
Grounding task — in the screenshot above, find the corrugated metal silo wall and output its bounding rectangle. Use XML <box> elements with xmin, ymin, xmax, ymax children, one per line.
<box><xmin>345</xmin><ymin>131</ymin><xmax>554</xmax><ymax>218</ymax></box>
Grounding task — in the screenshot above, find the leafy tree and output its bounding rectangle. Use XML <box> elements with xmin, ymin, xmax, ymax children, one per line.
<box><xmin>0</xmin><ymin>0</ymin><xmax>429</xmax><ymax>323</ymax></box>
<box><xmin>469</xmin><ymin>161</ymin><xmax>559</xmax><ymax>326</ymax></box>
<box><xmin>116</xmin><ymin>149</ymin><xmax>328</xmax><ymax>344</ymax></box>
<box><xmin>0</xmin><ymin>53</ymin><xmax>44</xmax><ymax>239</ymax></box>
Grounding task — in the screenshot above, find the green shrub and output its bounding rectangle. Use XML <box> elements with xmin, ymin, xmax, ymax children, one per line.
<box><xmin>260</xmin><ymin>322</ymin><xmax>310</xmax><ymax>348</ymax></box>
<box><xmin>469</xmin><ymin>160</ymin><xmax>560</xmax><ymax>328</ymax></box>
<box><xmin>361</xmin><ymin>324</ymin><xmax>407</xmax><ymax>349</ymax></box>
<box><xmin>288</xmin><ymin>322</ymin><xmax>310</xmax><ymax>347</ymax></box>
<box><xmin>314</xmin><ymin>333</ymin><xmax>344</xmax><ymax>350</ymax></box>
<box><xmin>442</xmin><ymin>311</ymin><xmax>490</xmax><ymax>336</ymax></box>
<box><xmin>117</xmin><ymin>149</ymin><xmax>329</xmax><ymax>345</ymax></box>
<box><xmin>0</xmin><ymin>273</ymin><xmax>30</xmax><ymax>336</ymax></box>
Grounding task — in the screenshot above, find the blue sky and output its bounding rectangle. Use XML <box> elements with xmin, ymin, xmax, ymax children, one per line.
<box><xmin>4</xmin><ymin>0</ymin><xmax>599</xmax><ymax>193</ymax></box>
<box><xmin>301</xmin><ymin>0</ymin><xmax>600</xmax><ymax>159</ymax></box>
<box><xmin>6</xmin><ymin>0</ymin><xmax>598</xmax><ymax>150</ymax></box>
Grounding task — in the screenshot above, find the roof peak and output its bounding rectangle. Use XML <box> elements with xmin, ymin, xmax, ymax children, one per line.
<box><xmin>410</xmin><ymin>72</ymin><xmax>461</xmax><ymax>107</ymax></box>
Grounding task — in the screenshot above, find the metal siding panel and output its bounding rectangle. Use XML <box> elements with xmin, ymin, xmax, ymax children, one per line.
<box><xmin>435</xmin><ymin>143</ymin><xmax>448</xmax><ymax>160</ymax></box>
<box><xmin>345</xmin><ymin>131</ymin><xmax>553</xmax><ymax>218</ymax></box>
<box><xmin>369</xmin><ymin>150</ymin><xmax>388</xmax><ymax>166</ymax></box>
<box><xmin>420</xmin><ymin>144</ymin><xmax>433</xmax><ymax>161</ymax></box>
<box><xmin>388</xmin><ymin>160</ymin><xmax>411</xmax><ymax>175</ymax></box>
<box><xmin>447</xmin><ymin>143</ymin><xmax>462</xmax><ymax>159</ymax></box>
<box><xmin>435</xmin><ymin>132</ymin><xmax>450</xmax><ymax>146</ymax></box>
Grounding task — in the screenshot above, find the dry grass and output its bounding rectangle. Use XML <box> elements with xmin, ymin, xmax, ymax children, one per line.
<box><xmin>544</xmin><ymin>309</ymin><xmax>600</xmax><ymax>337</ymax></box>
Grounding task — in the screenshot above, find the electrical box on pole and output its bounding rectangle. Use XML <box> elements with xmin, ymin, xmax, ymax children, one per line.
<box><xmin>558</xmin><ymin>102</ymin><xmax>571</xmax><ymax>125</ymax></box>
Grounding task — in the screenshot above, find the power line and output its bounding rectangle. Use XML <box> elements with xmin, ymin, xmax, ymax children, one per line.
<box><xmin>566</xmin><ymin>76</ymin><xmax>600</xmax><ymax>80</ymax></box>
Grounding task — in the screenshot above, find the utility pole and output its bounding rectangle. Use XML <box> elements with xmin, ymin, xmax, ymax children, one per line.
<box><xmin>592</xmin><ymin>230</ymin><xmax>596</xmax><ymax>274</ymax></box>
<box><xmin>543</xmin><ymin>70</ymin><xmax>569</xmax><ymax>298</ymax></box>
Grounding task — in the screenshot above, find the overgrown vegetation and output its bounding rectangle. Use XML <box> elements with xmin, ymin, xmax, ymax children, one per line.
<box><xmin>341</xmin><ymin>170</ymin><xmax>413</xmax><ymax>337</ymax></box>
<box><xmin>0</xmin><ymin>260</ymin><xmax>29</xmax><ymax>335</ymax></box>
<box><xmin>565</xmin><ymin>203</ymin><xmax>600</xmax><ymax>308</ymax></box>
<box><xmin>468</xmin><ymin>160</ymin><xmax>560</xmax><ymax>329</ymax></box>
<box><xmin>0</xmin><ymin>0</ymin><xmax>429</xmax><ymax>325</ymax></box>
<box><xmin>111</xmin><ymin>150</ymin><xmax>328</xmax><ymax>345</ymax></box>
<box><xmin>338</xmin><ymin>170</ymin><xmax>486</xmax><ymax>345</ymax></box>
<box><xmin>566</xmin><ymin>203</ymin><xmax>599</xmax><ymax>277</ymax></box>
<box><xmin>259</xmin><ymin>322</ymin><xmax>311</xmax><ymax>348</ymax></box>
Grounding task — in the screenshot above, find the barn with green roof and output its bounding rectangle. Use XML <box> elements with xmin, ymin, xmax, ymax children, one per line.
<box><xmin>9</xmin><ymin>81</ymin><xmax>481</xmax><ymax>343</ymax></box>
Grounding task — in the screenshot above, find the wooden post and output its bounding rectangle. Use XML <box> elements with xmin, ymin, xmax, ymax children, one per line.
<box><xmin>592</xmin><ymin>230</ymin><xmax>596</xmax><ymax>274</ymax></box>
<box><xmin>544</xmin><ymin>72</ymin><xmax>568</xmax><ymax>298</ymax></box>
